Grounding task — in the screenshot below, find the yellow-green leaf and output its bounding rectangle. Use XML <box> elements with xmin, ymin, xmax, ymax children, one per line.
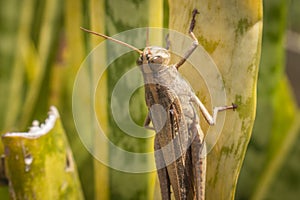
<box><xmin>2</xmin><ymin>107</ymin><xmax>84</xmax><ymax>200</ymax></box>
<box><xmin>168</xmin><ymin>1</ymin><xmax>262</xmax><ymax>199</ymax></box>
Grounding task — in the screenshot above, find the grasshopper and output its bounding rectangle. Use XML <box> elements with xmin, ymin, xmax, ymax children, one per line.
<box><xmin>81</xmin><ymin>8</ymin><xmax>237</xmax><ymax>200</ymax></box>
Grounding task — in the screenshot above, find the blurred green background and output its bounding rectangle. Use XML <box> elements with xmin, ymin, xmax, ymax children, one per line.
<box><xmin>0</xmin><ymin>0</ymin><xmax>299</xmax><ymax>199</ymax></box>
<box><xmin>236</xmin><ymin>0</ymin><xmax>300</xmax><ymax>200</ymax></box>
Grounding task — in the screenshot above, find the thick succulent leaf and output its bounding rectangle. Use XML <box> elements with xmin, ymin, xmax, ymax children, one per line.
<box><xmin>168</xmin><ymin>1</ymin><xmax>262</xmax><ymax>199</ymax></box>
<box><xmin>1</xmin><ymin>107</ymin><xmax>84</xmax><ymax>199</ymax></box>
<box><xmin>237</xmin><ymin>0</ymin><xmax>300</xmax><ymax>199</ymax></box>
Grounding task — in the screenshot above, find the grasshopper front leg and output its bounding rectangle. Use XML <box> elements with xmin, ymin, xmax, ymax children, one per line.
<box><xmin>175</xmin><ymin>9</ymin><xmax>200</xmax><ymax>69</ymax></box>
<box><xmin>191</xmin><ymin>93</ymin><xmax>237</xmax><ymax>125</ymax></box>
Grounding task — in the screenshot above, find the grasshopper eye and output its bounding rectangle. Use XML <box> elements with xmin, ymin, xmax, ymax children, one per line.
<box><xmin>149</xmin><ymin>56</ymin><xmax>163</xmax><ymax>64</ymax></box>
<box><xmin>136</xmin><ymin>56</ymin><xmax>143</xmax><ymax>66</ymax></box>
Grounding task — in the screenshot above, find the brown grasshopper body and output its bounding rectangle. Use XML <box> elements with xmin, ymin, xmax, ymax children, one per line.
<box><xmin>81</xmin><ymin>8</ymin><xmax>237</xmax><ymax>200</ymax></box>
<box><xmin>140</xmin><ymin>53</ymin><xmax>206</xmax><ymax>199</ymax></box>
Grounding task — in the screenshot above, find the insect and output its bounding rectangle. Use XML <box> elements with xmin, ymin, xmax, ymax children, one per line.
<box><xmin>81</xmin><ymin>8</ymin><xmax>237</xmax><ymax>200</ymax></box>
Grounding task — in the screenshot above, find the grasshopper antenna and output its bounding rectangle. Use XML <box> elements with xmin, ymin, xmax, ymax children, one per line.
<box><xmin>146</xmin><ymin>27</ymin><xmax>149</xmax><ymax>47</ymax></box>
<box><xmin>80</xmin><ymin>27</ymin><xmax>143</xmax><ymax>54</ymax></box>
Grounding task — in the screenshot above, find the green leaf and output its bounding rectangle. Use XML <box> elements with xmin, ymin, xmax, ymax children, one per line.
<box><xmin>168</xmin><ymin>1</ymin><xmax>262</xmax><ymax>199</ymax></box>
<box><xmin>2</xmin><ymin>107</ymin><xmax>84</xmax><ymax>200</ymax></box>
<box><xmin>236</xmin><ymin>1</ymin><xmax>300</xmax><ymax>199</ymax></box>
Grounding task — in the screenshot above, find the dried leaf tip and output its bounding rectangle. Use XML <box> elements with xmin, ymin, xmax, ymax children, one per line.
<box><xmin>3</xmin><ymin>106</ymin><xmax>60</xmax><ymax>138</ymax></box>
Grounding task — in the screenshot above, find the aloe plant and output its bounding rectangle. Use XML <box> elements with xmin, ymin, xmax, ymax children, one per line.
<box><xmin>236</xmin><ymin>0</ymin><xmax>300</xmax><ymax>199</ymax></box>
<box><xmin>1</xmin><ymin>0</ymin><xmax>299</xmax><ymax>199</ymax></box>
<box><xmin>168</xmin><ymin>1</ymin><xmax>262</xmax><ymax>199</ymax></box>
<box><xmin>2</xmin><ymin>107</ymin><xmax>83</xmax><ymax>199</ymax></box>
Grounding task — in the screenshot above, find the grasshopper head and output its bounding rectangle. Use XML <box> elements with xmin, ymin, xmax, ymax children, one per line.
<box><xmin>137</xmin><ymin>46</ymin><xmax>170</xmax><ymax>68</ymax></box>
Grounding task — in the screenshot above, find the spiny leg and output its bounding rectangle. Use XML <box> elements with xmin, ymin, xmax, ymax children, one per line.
<box><xmin>191</xmin><ymin>93</ymin><xmax>237</xmax><ymax>125</ymax></box>
<box><xmin>175</xmin><ymin>9</ymin><xmax>200</xmax><ymax>69</ymax></box>
<box><xmin>154</xmin><ymin>137</ymin><xmax>171</xmax><ymax>200</ymax></box>
<box><xmin>190</xmin><ymin>123</ymin><xmax>206</xmax><ymax>200</ymax></box>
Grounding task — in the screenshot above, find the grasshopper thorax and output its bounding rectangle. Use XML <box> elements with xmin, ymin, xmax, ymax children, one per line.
<box><xmin>137</xmin><ymin>46</ymin><xmax>170</xmax><ymax>72</ymax></box>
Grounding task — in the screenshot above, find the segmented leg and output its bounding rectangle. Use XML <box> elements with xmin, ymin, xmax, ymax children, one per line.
<box><xmin>175</xmin><ymin>9</ymin><xmax>200</xmax><ymax>69</ymax></box>
<box><xmin>154</xmin><ymin>137</ymin><xmax>171</xmax><ymax>200</ymax></box>
<box><xmin>191</xmin><ymin>123</ymin><xmax>206</xmax><ymax>200</ymax></box>
<box><xmin>191</xmin><ymin>93</ymin><xmax>237</xmax><ymax>125</ymax></box>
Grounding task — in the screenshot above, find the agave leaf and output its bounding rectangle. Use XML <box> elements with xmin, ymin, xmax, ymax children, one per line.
<box><xmin>168</xmin><ymin>1</ymin><xmax>262</xmax><ymax>199</ymax></box>
<box><xmin>237</xmin><ymin>0</ymin><xmax>300</xmax><ymax>199</ymax></box>
<box><xmin>1</xmin><ymin>107</ymin><xmax>84</xmax><ymax>199</ymax></box>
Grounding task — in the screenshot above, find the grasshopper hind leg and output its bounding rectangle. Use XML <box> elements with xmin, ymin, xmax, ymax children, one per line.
<box><xmin>154</xmin><ymin>137</ymin><xmax>171</xmax><ymax>200</ymax></box>
<box><xmin>190</xmin><ymin>123</ymin><xmax>206</xmax><ymax>200</ymax></box>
